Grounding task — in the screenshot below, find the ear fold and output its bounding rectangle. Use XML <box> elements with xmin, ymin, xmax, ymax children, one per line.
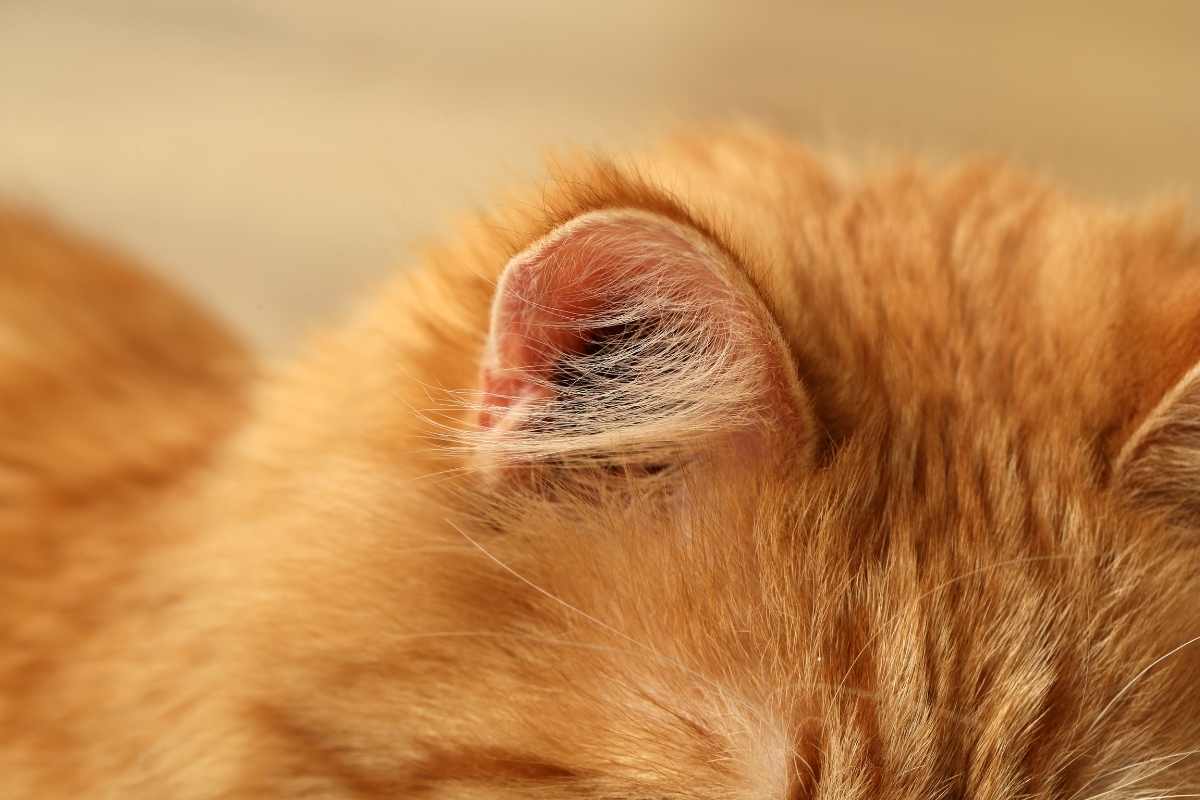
<box><xmin>474</xmin><ymin>208</ymin><xmax>809</xmax><ymax>472</ymax></box>
<box><xmin>1115</xmin><ymin>362</ymin><xmax>1200</xmax><ymax>524</ymax></box>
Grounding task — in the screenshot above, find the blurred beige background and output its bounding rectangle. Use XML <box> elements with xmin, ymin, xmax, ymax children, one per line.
<box><xmin>2</xmin><ymin>2</ymin><xmax>1198</xmax><ymax>352</ymax></box>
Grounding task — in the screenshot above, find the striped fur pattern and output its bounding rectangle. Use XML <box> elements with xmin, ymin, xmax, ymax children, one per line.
<box><xmin>2</xmin><ymin>129</ymin><xmax>1199</xmax><ymax>798</ymax></box>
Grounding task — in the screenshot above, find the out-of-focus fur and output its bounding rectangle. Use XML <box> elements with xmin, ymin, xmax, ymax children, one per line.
<box><xmin>2</xmin><ymin>130</ymin><xmax>1199</xmax><ymax>798</ymax></box>
<box><xmin>0</xmin><ymin>209</ymin><xmax>251</xmax><ymax>793</ymax></box>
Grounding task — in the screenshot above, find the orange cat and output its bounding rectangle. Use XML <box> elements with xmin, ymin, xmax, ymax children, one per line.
<box><xmin>3</xmin><ymin>130</ymin><xmax>1199</xmax><ymax>798</ymax></box>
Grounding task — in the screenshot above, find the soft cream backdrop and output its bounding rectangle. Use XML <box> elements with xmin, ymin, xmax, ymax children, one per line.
<box><xmin>3</xmin><ymin>2</ymin><xmax>1197</xmax><ymax>351</ymax></box>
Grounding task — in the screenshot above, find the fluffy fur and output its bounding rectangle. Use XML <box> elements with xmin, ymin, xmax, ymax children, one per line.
<box><xmin>2</xmin><ymin>129</ymin><xmax>1199</xmax><ymax>799</ymax></box>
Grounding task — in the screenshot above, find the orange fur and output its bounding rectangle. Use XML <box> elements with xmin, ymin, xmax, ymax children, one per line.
<box><xmin>2</xmin><ymin>130</ymin><xmax>1199</xmax><ymax>798</ymax></box>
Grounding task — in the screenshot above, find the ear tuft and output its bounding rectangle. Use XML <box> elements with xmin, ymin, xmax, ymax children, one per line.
<box><xmin>1115</xmin><ymin>362</ymin><xmax>1200</xmax><ymax>525</ymax></box>
<box><xmin>473</xmin><ymin>209</ymin><xmax>799</xmax><ymax>472</ymax></box>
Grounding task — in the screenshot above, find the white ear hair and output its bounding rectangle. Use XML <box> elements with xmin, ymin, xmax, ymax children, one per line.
<box><xmin>469</xmin><ymin>209</ymin><xmax>785</xmax><ymax>471</ymax></box>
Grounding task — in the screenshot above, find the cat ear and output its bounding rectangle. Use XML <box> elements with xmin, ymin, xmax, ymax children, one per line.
<box><xmin>474</xmin><ymin>208</ymin><xmax>809</xmax><ymax>473</ymax></box>
<box><xmin>1115</xmin><ymin>362</ymin><xmax>1200</xmax><ymax>524</ymax></box>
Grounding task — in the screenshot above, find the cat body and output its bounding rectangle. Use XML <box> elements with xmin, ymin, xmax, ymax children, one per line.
<box><xmin>2</xmin><ymin>131</ymin><xmax>1198</xmax><ymax>798</ymax></box>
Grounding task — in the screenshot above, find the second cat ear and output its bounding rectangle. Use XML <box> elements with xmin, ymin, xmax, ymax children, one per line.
<box><xmin>475</xmin><ymin>208</ymin><xmax>810</xmax><ymax>472</ymax></box>
<box><xmin>1115</xmin><ymin>362</ymin><xmax>1200</xmax><ymax>525</ymax></box>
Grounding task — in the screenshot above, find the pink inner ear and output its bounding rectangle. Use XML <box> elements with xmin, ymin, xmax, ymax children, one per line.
<box><xmin>477</xmin><ymin>210</ymin><xmax>733</xmax><ymax>432</ymax></box>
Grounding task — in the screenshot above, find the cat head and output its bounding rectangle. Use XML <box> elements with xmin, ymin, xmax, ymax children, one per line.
<box><xmin>233</xmin><ymin>132</ymin><xmax>1200</xmax><ymax>798</ymax></box>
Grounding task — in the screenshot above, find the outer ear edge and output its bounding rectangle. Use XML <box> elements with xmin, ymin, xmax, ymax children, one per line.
<box><xmin>1115</xmin><ymin>361</ymin><xmax>1200</xmax><ymax>474</ymax></box>
<box><xmin>1114</xmin><ymin>360</ymin><xmax>1200</xmax><ymax>524</ymax></box>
